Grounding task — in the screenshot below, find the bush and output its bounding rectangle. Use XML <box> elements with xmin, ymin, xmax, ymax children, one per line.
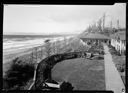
<box><xmin>64</xmin><ymin>48</ymin><xmax>73</xmax><ymax>53</ymax></box>
<box><xmin>118</xmin><ymin>65</ymin><xmax>125</xmax><ymax>72</ymax></box>
<box><xmin>116</xmin><ymin>63</ymin><xmax>125</xmax><ymax>73</ymax></box>
<box><xmin>3</xmin><ymin>57</ymin><xmax>35</xmax><ymax>90</ymax></box>
<box><xmin>3</xmin><ymin>78</ymin><xmax>9</xmax><ymax>90</ymax></box>
<box><xmin>109</xmin><ymin>45</ymin><xmax>122</xmax><ymax>56</ymax></box>
<box><xmin>60</xmin><ymin>81</ymin><xmax>74</xmax><ymax>91</ymax></box>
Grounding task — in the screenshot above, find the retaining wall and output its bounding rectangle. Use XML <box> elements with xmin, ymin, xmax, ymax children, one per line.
<box><xmin>30</xmin><ymin>51</ymin><xmax>102</xmax><ymax>90</ymax></box>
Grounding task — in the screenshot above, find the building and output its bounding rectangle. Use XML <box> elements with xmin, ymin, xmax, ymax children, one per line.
<box><xmin>79</xmin><ymin>32</ymin><xmax>111</xmax><ymax>45</ymax></box>
<box><xmin>110</xmin><ymin>31</ymin><xmax>126</xmax><ymax>55</ymax></box>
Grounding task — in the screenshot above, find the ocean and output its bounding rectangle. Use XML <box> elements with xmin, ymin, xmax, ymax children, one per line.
<box><xmin>3</xmin><ymin>34</ymin><xmax>75</xmax><ymax>76</ymax></box>
<box><xmin>3</xmin><ymin>35</ymin><xmax>74</xmax><ymax>57</ymax></box>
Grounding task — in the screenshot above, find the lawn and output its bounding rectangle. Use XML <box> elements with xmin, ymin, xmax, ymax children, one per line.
<box><xmin>52</xmin><ymin>58</ymin><xmax>105</xmax><ymax>90</ymax></box>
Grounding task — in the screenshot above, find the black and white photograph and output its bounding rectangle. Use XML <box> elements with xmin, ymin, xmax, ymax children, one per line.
<box><xmin>3</xmin><ymin>3</ymin><xmax>126</xmax><ymax>92</ymax></box>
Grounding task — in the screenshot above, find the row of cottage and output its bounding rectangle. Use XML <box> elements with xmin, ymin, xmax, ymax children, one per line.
<box><xmin>79</xmin><ymin>29</ymin><xmax>126</xmax><ymax>55</ymax></box>
<box><xmin>110</xmin><ymin>31</ymin><xmax>126</xmax><ymax>55</ymax></box>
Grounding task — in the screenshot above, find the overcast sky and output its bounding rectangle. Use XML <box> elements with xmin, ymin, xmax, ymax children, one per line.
<box><xmin>3</xmin><ymin>3</ymin><xmax>126</xmax><ymax>35</ymax></box>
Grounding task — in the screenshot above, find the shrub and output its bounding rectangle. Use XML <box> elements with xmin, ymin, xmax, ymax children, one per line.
<box><xmin>3</xmin><ymin>78</ymin><xmax>9</xmax><ymax>90</ymax></box>
<box><xmin>118</xmin><ymin>65</ymin><xmax>125</xmax><ymax>72</ymax></box>
<box><xmin>116</xmin><ymin>64</ymin><xmax>125</xmax><ymax>73</ymax></box>
<box><xmin>64</xmin><ymin>48</ymin><xmax>73</xmax><ymax>53</ymax></box>
<box><xmin>3</xmin><ymin>57</ymin><xmax>35</xmax><ymax>90</ymax></box>
<box><xmin>60</xmin><ymin>81</ymin><xmax>74</xmax><ymax>91</ymax></box>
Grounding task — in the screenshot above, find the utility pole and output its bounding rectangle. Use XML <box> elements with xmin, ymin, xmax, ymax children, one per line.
<box><xmin>97</xmin><ymin>18</ymin><xmax>102</xmax><ymax>32</ymax></box>
<box><xmin>110</xmin><ymin>20</ymin><xmax>113</xmax><ymax>29</ymax></box>
<box><xmin>109</xmin><ymin>20</ymin><xmax>113</xmax><ymax>34</ymax></box>
<box><xmin>102</xmin><ymin>13</ymin><xmax>106</xmax><ymax>32</ymax></box>
<box><xmin>117</xmin><ymin>19</ymin><xmax>120</xmax><ymax>30</ymax></box>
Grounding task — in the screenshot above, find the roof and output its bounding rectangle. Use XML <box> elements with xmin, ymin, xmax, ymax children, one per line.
<box><xmin>110</xmin><ymin>31</ymin><xmax>126</xmax><ymax>40</ymax></box>
<box><xmin>80</xmin><ymin>33</ymin><xmax>110</xmax><ymax>40</ymax></box>
<box><xmin>77</xmin><ymin>31</ymin><xmax>89</xmax><ymax>38</ymax></box>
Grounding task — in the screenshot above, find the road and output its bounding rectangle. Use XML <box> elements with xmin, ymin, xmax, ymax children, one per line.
<box><xmin>103</xmin><ymin>44</ymin><xmax>125</xmax><ymax>93</ymax></box>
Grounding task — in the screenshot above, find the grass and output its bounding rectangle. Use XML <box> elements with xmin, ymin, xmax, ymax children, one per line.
<box><xmin>52</xmin><ymin>58</ymin><xmax>105</xmax><ymax>90</ymax></box>
<box><xmin>112</xmin><ymin>55</ymin><xmax>125</xmax><ymax>84</ymax></box>
<box><xmin>108</xmin><ymin>45</ymin><xmax>126</xmax><ymax>84</ymax></box>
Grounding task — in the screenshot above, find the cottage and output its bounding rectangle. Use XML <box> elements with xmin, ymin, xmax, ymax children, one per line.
<box><xmin>79</xmin><ymin>32</ymin><xmax>110</xmax><ymax>45</ymax></box>
<box><xmin>110</xmin><ymin>31</ymin><xmax>126</xmax><ymax>55</ymax></box>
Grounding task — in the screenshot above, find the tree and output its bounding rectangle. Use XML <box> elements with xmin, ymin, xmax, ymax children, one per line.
<box><xmin>102</xmin><ymin>13</ymin><xmax>106</xmax><ymax>31</ymax></box>
<box><xmin>55</xmin><ymin>40</ymin><xmax>61</xmax><ymax>54</ymax></box>
<box><xmin>110</xmin><ymin>20</ymin><xmax>113</xmax><ymax>29</ymax></box>
<box><xmin>97</xmin><ymin>18</ymin><xmax>102</xmax><ymax>32</ymax></box>
<box><xmin>63</xmin><ymin>37</ymin><xmax>67</xmax><ymax>46</ymax></box>
<box><xmin>51</xmin><ymin>42</ymin><xmax>56</xmax><ymax>55</ymax></box>
<box><xmin>88</xmin><ymin>25</ymin><xmax>92</xmax><ymax>32</ymax></box>
<box><xmin>117</xmin><ymin>19</ymin><xmax>120</xmax><ymax>29</ymax></box>
<box><xmin>88</xmin><ymin>23</ymin><xmax>99</xmax><ymax>33</ymax></box>
<box><xmin>44</xmin><ymin>39</ymin><xmax>52</xmax><ymax>57</ymax></box>
<box><xmin>4</xmin><ymin>57</ymin><xmax>35</xmax><ymax>90</ymax></box>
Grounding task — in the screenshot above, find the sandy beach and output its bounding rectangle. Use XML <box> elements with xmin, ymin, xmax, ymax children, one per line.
<box><xmin>3</xmin><ymin>36</ymin><xmax>75</xmax><ymax>77</ymax></box>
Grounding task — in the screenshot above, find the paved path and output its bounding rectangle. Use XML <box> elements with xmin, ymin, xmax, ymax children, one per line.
<box><xmin>103</xmin><ymin>44</ymin><xmax>125</xmax><ymax>93</ymax></box>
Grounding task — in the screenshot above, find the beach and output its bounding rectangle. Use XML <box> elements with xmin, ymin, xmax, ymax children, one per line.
<box><xmin>3</xmin><ymin>35</ymin><xmax>75</xmax><ymax>77</ymax></box>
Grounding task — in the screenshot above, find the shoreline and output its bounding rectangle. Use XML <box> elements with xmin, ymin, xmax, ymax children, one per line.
<box><xmin>3</xmin><ymin>36</ymin><xmax>75</xmax><ymax>63</ymax></box>
<box><xmin>3</xmin><ymin>37</ymin><xmax>75</xmax><ymax>77</ymax></box>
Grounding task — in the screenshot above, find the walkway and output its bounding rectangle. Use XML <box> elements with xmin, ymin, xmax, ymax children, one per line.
<box><xmin>103</xmin><ymin>44</ymin><xmax>125</xmax><ymax>93</ymax></box>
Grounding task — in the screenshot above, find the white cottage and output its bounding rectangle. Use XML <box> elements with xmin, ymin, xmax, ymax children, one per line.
<box><xmin>80</xmin><ymin>32</ymin><xmax>110</xmax><ymax>45</ymax></box>
<box><xmin>110</xmin><ymin>31</ymin><xmax>126</xmax><ymax>55</ymax></box>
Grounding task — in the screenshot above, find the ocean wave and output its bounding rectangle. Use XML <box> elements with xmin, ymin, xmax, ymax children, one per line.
<box><xmin>3</xmin><ymin>36</ymin><xmax>74</xmax><ymax>56</ymax></box>
<box><xmin>3</xmin><ymin>37</ymin><xmax>67</xmax><ymax>53</ymax></box>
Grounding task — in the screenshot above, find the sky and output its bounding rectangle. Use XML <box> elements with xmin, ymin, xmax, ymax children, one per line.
<box><xmin>3</xmin><ymin>3</ymin><xmax>126</xmax><ymax>35</ymax></box>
